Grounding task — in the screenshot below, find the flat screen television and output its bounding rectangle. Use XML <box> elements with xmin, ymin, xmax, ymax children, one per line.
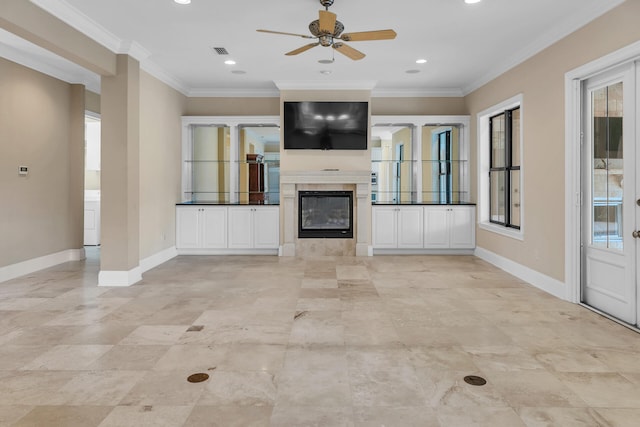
<box><xmin>283</xmin><ymin>101</ymin><xmax>368</xmax><ymax>150</ymax></box>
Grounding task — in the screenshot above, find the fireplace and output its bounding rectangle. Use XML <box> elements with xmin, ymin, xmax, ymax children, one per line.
<box><xmin>298</xmin><ymin>191</ymin><xmax>353</xmax><ymax>238</ymax></box>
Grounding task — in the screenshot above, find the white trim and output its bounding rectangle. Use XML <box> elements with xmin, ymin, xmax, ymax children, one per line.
<box><xmin>371</xmin><ymin>88</ymin><xmax>464</xmax><ymax>98</ymax></box>
<box><xmin>475</xmin><ymin>247</ymin><xmax>568</xmax><ymax>301</ymax></box>
<box><xmin>565</xmin><ymin>39</ymin><xmax>640</xmax><ymax>305</ymax></box>
<box><xmin>30</xmin><ymin>0</ymin><xmax>122</xmax><ymax>53</ymax></box>
<box><xmin>98</xmin><ymin>267</ymin><xmax>142</xmax><ymax>287</ymax></box>
<box><xmin>176</xmin><ymin>248</ymin><xmax>279</xmax><ymax>256</ymax></box>
<box><xmin>0</xmin><ymin>248</ymin><xmax>85</xmax><ymax>284</ymax></box>
<box><xmin>462</xmin><ymin>0</ymin><xmax>625</xmax><ymax>95</ymax></box>
<box><xmin>374</xmin><ymin>248</ymin><xmax>475</xmax><ymax>255</ymax></box>
<box><xmin>0</xmin><ymin>29</ymin><xmax>101</xmax><ymax>92</ymax></box>
<box><xmin>478</xmin><ymin>222</ymin><xmax>524</xmax><ymax>241</ymax></box>
<box><xmin>476</xmin><ymin>94</ymin><xmax>524</xmax><ymax>239</ymax></box>
<box><xmin>188</xmin><ymin>88</ymin><xmax>280</xmax><ymax>98</ymax></box>
<box><xmin>274</xmin><ymin>80</ymin><xmax>377</xmax><ymax>91</ymax></box>
<box><xmin>139</xmin><ymin>246</ymin><xmax>177</xmax><ymax>274</ymax></box>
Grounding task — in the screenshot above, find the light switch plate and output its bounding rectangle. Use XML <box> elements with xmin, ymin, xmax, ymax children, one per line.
<box><xmin>18</xmin><ymin>166</ymin><xmax>28</xmax><ymax>175</ymax></box>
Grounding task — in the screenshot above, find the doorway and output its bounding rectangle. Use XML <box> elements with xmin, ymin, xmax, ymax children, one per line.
<box><xmin>580</xmin><ymin>62</ymin><xmax>638</xmax><ymax>327</ymax></box>
<box><xmin>84</xmin><ymin>113</ymin><xmax>101</xmax><ymax>247</ymax></box>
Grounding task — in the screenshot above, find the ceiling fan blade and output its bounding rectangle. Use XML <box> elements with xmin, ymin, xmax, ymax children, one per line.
<box><xmin>286</xmin><ymin>43</ymin><xmax>320</xmax><ymax>56</ymax></box>
<box><xmin>319</xmin><ymin>10</ymin><xmax>337</xmax><ymax>33</ymax></box>
<box><xmin>256</xmin><ymin>29</ymin><xmax>315</xmax><ymax>39</ymax></box>
<box><xmin>333</xmin><ymin>42</ymin><xmax>365</xmax><ymax>60</ymax></box>
<box><xmin>340</xmin><ymin>29</ymin><xmax>397</xmax><ymax>42</ymax></box>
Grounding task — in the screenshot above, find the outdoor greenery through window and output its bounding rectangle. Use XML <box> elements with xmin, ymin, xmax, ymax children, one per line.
<box><xmin>489</xmin><ymin>107</ymin><xmax>521</xmax><ymax>229</ymax></box>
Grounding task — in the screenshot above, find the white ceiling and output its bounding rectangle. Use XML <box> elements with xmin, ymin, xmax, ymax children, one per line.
<box><xmin>0</xmin><ymin>0</ymin><xmax>624</xmax><ymax>97</ymax></box>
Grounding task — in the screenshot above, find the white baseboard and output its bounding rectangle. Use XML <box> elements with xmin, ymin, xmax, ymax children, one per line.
<box><xmin>474</xmin><ymin>247</ymin><xmax>567</xmax><ymax>300</ymax></box>
<box><xmin>98</xmin><ymin>267</ymin><xmax>142</xmax><ymax>287</ymax></box>
<box><xmin>0</xmin><ymin>248</ymin><xmax>85</xmax><ymax>284</ymax></box>
<box><xmin>140</xmin><ymin>246</ymin><xmax>177</xmax><ymax>274</ymax></box>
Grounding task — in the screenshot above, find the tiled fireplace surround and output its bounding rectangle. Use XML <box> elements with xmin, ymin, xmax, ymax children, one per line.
<box><xmin>280</xmin><ymin>170</ymin><xmax>371</xmax><ymax>257</ymax></box>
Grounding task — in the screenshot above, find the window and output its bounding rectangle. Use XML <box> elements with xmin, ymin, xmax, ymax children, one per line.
<box><xmin>478</xmin><ymin>95</ymin><xmax>523</xmax><ymax>239</ymax></box>
<box><xmin>489</xmin><ymin>107</ymin><xmax>520</xmax><ymax>228</ymax></box>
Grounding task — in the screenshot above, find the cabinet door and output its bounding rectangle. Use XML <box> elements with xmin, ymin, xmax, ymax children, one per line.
<box><xmin>372</xmin><ymin>207</ymin><xmax>397</xmax><ymax>248</ymax></box>
<box><xmin>424</xmin><ymin>207</ymin><xmax>450</xmax><ymax>248</ymax></box>
<box><xmin>228</xmin><ymin>207</ymin><xmax>253</xmax><ymax>249</ymax></box>
<box><xmin>397</xmin><ymin>207</ymin><xmax>424</xmax><ymax>248</ymax></box>
<box><xmin>176</xmin><ymin>207</ymin><xmax>201</xmax><ymax>248</ymax></box>
<box><xmin>201</xmin><ymin>207</ymin><xmax>227</xmax><ymax>248</ymax></box>
<box><xmin>253</xmin><ymin>207</ymin><xmax>280</xmax><ymax>249</ymax></box>
<box><xmin>450</xmin><ymin>206</ymin><xmax>476</xmax><ymax>249</ymax></box>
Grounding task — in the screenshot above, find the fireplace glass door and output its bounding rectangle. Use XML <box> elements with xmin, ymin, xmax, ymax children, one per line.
<box><xmin>298</xmin><ymin>191</ymin><xmax>353</xmax><ymax>238</ymax></box>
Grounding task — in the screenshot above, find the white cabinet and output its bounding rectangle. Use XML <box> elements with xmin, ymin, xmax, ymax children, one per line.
<box><xmin>449</xmin><ymin>206</ymin><xmax>476</xmax><ymax>249</ymax></box>
<box><xmin>424</xmin><ymin>206</ymin><xmax>475</xmax><ymax>249</ymax></box>
<box><xmin>176</xmin><ymin>206</ymin><xmax>227</xmax><ymax>249</ymax></box>
<box><xmin>177</xmin><ymin>205</ymin><xmax>279</xmax><ymax>254</ymax></box>
<box><xmin>372</xmin><ymin>206</ymin><xmax>423</xmax><ymax>249</ymax></box>
<box><xmin>372</xmin><ymin>205</ymin><xmax>475</xmax><ymax>252</ymax></box>
<box><xmin>228</xmin><ymin>206</ymin><xmax>280</xmax><ymax>249</ymax></box>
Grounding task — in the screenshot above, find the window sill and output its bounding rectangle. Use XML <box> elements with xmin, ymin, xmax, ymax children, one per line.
<box><xmin>479</xmin><ymin>222</ymin><xmax>524</xmax><ymax>241</ymax></box>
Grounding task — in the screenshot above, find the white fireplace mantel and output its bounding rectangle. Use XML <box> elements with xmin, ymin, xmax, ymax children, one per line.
<box><xmin>280</xmin><ymin>170</ymin><xmax>371</xmax><ymax>257</ymax></box>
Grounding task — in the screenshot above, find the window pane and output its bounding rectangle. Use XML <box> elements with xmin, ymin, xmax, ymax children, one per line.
<box><xmin>491</xmin><ymin>114</ymin><xmax>505</xmax><ymax>168</ymax></box>
<box><xmin>511</xmin><ymin>108</ymin><xmax>521</xmax><ymax>167</ymax></box>
<box><xmin>490</xmin><ymin>170</ymin><xmax>505</xmax><ymax>223</ymax></box>
<box><xmin>591</xmin><ymin>82</ymin><xmax>623</xmax><ymax>251</ymax></box>
<box><xmin>510</xmin><ymin>170</ymin><xmax>521</xmax><ymax>228</ymax></box>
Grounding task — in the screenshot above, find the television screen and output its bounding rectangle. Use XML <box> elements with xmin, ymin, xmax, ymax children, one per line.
<box><xmin>283</xmin><ymin>101</ymin><xmax>368</xmax><ymax>150</ymax></box>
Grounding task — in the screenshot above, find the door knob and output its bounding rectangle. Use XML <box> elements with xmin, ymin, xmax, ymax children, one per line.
<box><xmin>633</xmin><ymin>230</ymin><xmax>640</xmax><ymax>239</ymax></box>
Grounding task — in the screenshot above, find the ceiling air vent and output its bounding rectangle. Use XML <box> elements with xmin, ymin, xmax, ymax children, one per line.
<box><xmin>212</xmin><ymin>47</ymin><xmax>229</xmax><ymax>55</ymax></box>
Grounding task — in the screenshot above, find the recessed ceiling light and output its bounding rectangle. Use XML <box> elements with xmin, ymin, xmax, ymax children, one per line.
<box><xmin>231</xmin><ymin>70</ymin><xmax>246</xmax><ymax>75</ymax></box>
<box><xmin>405</xmin><ymin>69</ymin><xmax>420</xmax><ymax>74</ymax></box>
<box><xmin>174</xmin><ymin>0</ymin><xmax>191</xmax><ymax>4</ymax></box>
<box><xmin>465</xmin><ymin>0</ymin><xmax>481</xmax><ymax>4</ymax></box>
<box><xmin>224</xmin><ymin>60</ymin><xmax>236</xmax><ymax>65</ymax></box>
<box><xmin>416</xmin><ymin>59</ymin><xmax>427</xmax><ymax>64</ymax></box>
<box><xmin>320</xmin><ymin>70</ymin><xmax>332</xmax><ymax>75</ymax></box>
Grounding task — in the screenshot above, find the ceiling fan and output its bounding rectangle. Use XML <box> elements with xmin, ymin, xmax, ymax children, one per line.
<box><xmin>257</xmin><ymin>0</ymin><xmax>396</xmax><ymax>61</ymax></box>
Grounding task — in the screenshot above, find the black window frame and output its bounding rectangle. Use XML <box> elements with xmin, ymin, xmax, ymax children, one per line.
<box><xmin>489</xmin><ymin>107</ymin><xmax>520</xmax><ymax>229</ymax></box>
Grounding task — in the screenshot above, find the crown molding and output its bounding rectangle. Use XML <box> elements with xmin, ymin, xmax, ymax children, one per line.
<box><xmin>462</xmin><ymin>0</ymin><xmax>626</xmax><ymax>95</ymax></box>
<box><xmin>274</xmin><ymin>80</ymin><xmax>377</xmax><ymax>91</ymax></box>
<box><xmin>140</xmin><ymin>61</ymin><xmax>190</xmax><ymax>96</ymax></box>
<box><xmin>371</xmin><ymin>87</ymin><xmax>464</xmax><ymax>98</ymax></box>
<box><xmin>0</xmin><ymin>29</ymin><xmax>100</xmax><ymax>92</ymax></box>
<box><xmin>30</xmin><ymin>0</ymin><xmax>122</xmax><ymax>52</ymax></box>
<box><xmin>187</xmin><ymin>88</ymin><xmax>280</xmax><ymax>98</ymax></box>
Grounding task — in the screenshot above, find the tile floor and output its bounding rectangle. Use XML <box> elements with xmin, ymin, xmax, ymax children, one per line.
<box><xmin>1</xmin><ymin>251</ymin><xmax>640</xmax><ymax>426</ymax></box>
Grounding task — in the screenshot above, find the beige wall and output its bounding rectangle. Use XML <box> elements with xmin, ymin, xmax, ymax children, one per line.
<box><xmin>139</xmin><ymin>71</ymin><xmax>187</xmax><ymax>260</ymax></box>
<box><xmin>186</xmin><ymin>97</ymin><xmax>279</xmax><ymax>116</ymax></box>
<box><xmin>465</xmin><ymin>0</ymin><xmax>640</xmax><ymax>282</ymax></box>
<box><xmin>371</xmin><ymin>97</ymin><xmax>467</xmax><ymax>116</ymax></box>
<box><xmin>85</xmin><ymin>90</ymin><xmax>100</xmax><ymax>115</ymax></box>
<box><xmin>0</xmin><ymin>57</ymin><xmax>83</xmax><ymax>268</ymax></box>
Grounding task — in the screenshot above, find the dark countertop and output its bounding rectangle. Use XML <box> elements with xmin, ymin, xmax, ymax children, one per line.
<box><xmin>177</xmin><ymin>202</ymin><xmax>280</xmax><ymax>206</ymax></box>
<box><xmin>372</xmin><ymin>202</ymin><xmax>476</xmax><ymax>206</ymax></box>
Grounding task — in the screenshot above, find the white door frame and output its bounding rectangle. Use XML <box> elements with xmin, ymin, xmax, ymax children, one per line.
<box><xmin>565</xmin><ymin>40</ymin><xmax>640</xmax><ymax>304</ymax></box>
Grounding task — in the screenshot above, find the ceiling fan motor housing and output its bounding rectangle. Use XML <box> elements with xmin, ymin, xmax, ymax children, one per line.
<box><xmin>319</xmin><ymin>0</ymin><xmax>334</xmax><ymax>8</ymax></box>
<box><xmin>309</xmin><ymin>19</ymin><xmax>344</xmax><ymax>38</ymax></box>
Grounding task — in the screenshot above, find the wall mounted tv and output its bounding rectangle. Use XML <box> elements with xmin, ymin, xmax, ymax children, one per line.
<box><xmin>283</xmin><ymin>101</ymin><xmax>368</xmax><ymax>150</ymax></box>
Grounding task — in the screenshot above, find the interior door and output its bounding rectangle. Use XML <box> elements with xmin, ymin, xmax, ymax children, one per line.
<box><xmin>582</xmin><ymin>64</ymin><xmax>637</xmax><ymax>325</ymax></box>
